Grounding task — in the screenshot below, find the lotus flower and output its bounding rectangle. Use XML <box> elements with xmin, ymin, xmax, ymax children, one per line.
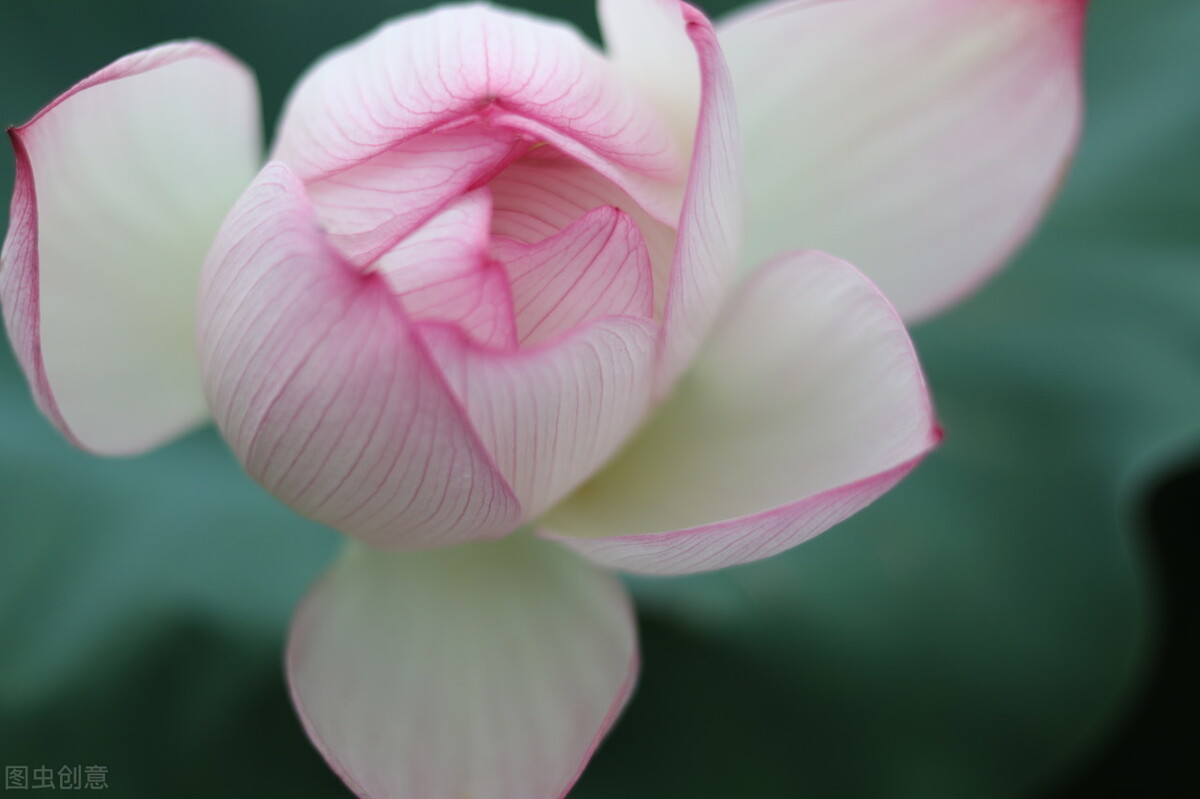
<box><xmin>0</xmin><ymin>0</ymin><xmax>1086</xmax><ymax>796</ymax></box>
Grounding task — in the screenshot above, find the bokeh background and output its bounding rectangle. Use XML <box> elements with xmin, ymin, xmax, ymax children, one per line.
<box><xmin>1</xmin><ymin>1</ymin><xmax>1197</xmax><ymax>797</ymax></box>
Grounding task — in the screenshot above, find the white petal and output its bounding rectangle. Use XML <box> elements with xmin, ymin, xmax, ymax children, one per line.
<box><xmin>0</xmin><ymin>41</ymin><xmax>261</xmax><ymax>454</ymax></box>
<box><xmin>720</xmin><ymin>0</ymin><xmax>1087</xmax><ymax>320</ymax></box>
<box><xmin>653</xmin><ymin>3</ymin><xmax>744</xmax><ymax>391</ymax></box>
<box><xmin>289</xmin><ymin>534</ymin><xmax>638</xmax><ymax>799</ymax></box>
<box><xmin>598</xmin><ymin>0</ymin><xmax>701</xmax><ymax>151</ymax></box>
<box><xmin>542</xmin><ymin>251</ymin><xmax>939</xmax><ymax>575</ymax></box>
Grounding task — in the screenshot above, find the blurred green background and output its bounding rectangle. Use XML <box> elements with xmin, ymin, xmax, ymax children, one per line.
<box><xmin>1</xmin><ymin>1</ymin><xmax>1198</xmax><ymax>797</ymax></box>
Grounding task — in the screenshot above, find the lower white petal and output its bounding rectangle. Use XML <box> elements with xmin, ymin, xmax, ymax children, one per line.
<box><xmin>288</xmin><ymin>534</ymin><xmax>638</xmax><ymax>799</ymax></box>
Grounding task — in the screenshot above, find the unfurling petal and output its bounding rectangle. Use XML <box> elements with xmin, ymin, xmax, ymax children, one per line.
<box><xmin>288</xmin><ymin>534</ymin><xmax>638</xmax><ymax>799</ymax></box>
<box><xmin>720</xmin><ymin>0</ymin><xmax>1086</xmax><ymax>320</ymax></box>
<box><xmin>542</xmin><ymin>251</ymin><xmax>939</xmax><ymax>575</ymax></box>
<box><xmin>272</xmin><ymin>3</ymin><xmax>685</xmax><ymax>223</ymax></box>
<box><xmin>0</xmin><ymin>41</ymin><xmax>260</xmax><ymax>454</ymax></box>
<box><xmin>653</xmin><ymin>2</ymin><xmax>744</xmax><ymax>392</ymax></box>
<box><xmin>198</xmin><ymin>163</ymin><xmax>521</xmax><ymax>549</ymax></box>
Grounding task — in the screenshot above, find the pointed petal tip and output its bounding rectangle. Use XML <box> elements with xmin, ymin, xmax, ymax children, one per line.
<box><xmin>15</xmin><ymin>39</ymin><xmax>257</xmax><ymax>134</ymax></box>
<box><xmin>653</xmin><ymin>0</ymin><xmax>743</xmax><ymax>391</ymax></box>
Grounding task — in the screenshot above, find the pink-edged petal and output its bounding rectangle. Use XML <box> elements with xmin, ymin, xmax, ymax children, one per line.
<box><xmin>489</xmin><ymin>148</ymin><xmax>676</xmax><ymax>316</ymax></box>
<box><xmin>541</xmin><ymin>251</ymin><xmax>939</xmax><ymax>575</ymax></box>
<box><xmin>306</xmin><ymin>127</ymin><xmax>526</xmax><ymax>266</ymax></box>
<box><xmin>654</xmin><ymin>3</ymin><xmax>744</xmax><ymax>392</ymax></box>
<box><xmin>598</xmin><ymin>0</ymin><xmax>701</xmax><ymax>153</ymax></box>
<box><xmin>288</xmin><ymin>534</ymin><xmax>638</xmax><ymax>799</ymax></box>
<box><xmin>198</xmin><ymin>163</ymin><xmax>521</xmax><ymax>549</ymax></box>
<box><xmin>719</xmin><ymin>0</ymin><xmax>1087</xmax><ymax>321</ymax></box>
<box><xmin>0</xmin><ymin>41</ymin><xmax>260</xmax><ymax>454</ymax></box>
<box><xmin>272</xmin><ymin>3</ymin><xmax>685</xmax><ymax>223</ymax></box>
<box><xmin>420</xmin><ymin>315</ymin><xmax>659</xmax><ymax>522</ymax></box>
<box><xmin>492</xmin><ymin>205</ymin><xmax>654</xmax><ymax>346</ymax></box>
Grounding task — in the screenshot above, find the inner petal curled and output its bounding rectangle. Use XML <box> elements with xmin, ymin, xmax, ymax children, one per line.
<box><xmin>293</xmin><ymin>121</ymin><xmax>670</xmax><ymax>522</ymax></box>
<box><xmin>309</xmin><ymin>124</ymin><xmax>666</xmax><ymax>351</ymax></box>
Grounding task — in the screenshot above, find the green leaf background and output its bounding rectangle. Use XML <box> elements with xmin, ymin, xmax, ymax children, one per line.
<box><xmin>1</xmin><ymin>1</ymin><xmax>1196</xmax><ymax>796</ymax></box>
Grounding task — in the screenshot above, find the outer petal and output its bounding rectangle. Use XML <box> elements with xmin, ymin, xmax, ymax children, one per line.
<box><xmin>541</xmin><ymin>251</ymin><xmax>940</xmax><ymax>575</ymax></box>
<box><xmin>288</xmin><ymin>534</ymin><xmax>638</xmax><ymax>799</ymax></box>
<box><xmin>419</xmin><ymin>315</ymin><xmax>659</xmax><ymax>522</ymax></box>
<box><xmin>719</xmin><ymin>0</ymin><xmax>1087</xmax><ymax>320</ymax></box>
<box><xmin>0</xmin><ymin>41</ymin><xmax>260</xmax><ymax>454</ymax></box>
<box><xmin>272</xmin><ymin>3</ymin><xmax>685</xmax><ymax>223</ymax></box>
<box><xmin>653</xmin><ymin>3</ymin><xmax>744</xmax><ymax>392</ymax></box>
<box><xmin>198</xmin><ymin>163</ymin><xmax>521</xmax><ymax>549</ymax></box>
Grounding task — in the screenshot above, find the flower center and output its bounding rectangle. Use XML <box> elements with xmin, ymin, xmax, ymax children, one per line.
<box><xmin>305</xmin><ymin>121</ymin><xmax>676</xmax><ymax>351</ymax></box>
